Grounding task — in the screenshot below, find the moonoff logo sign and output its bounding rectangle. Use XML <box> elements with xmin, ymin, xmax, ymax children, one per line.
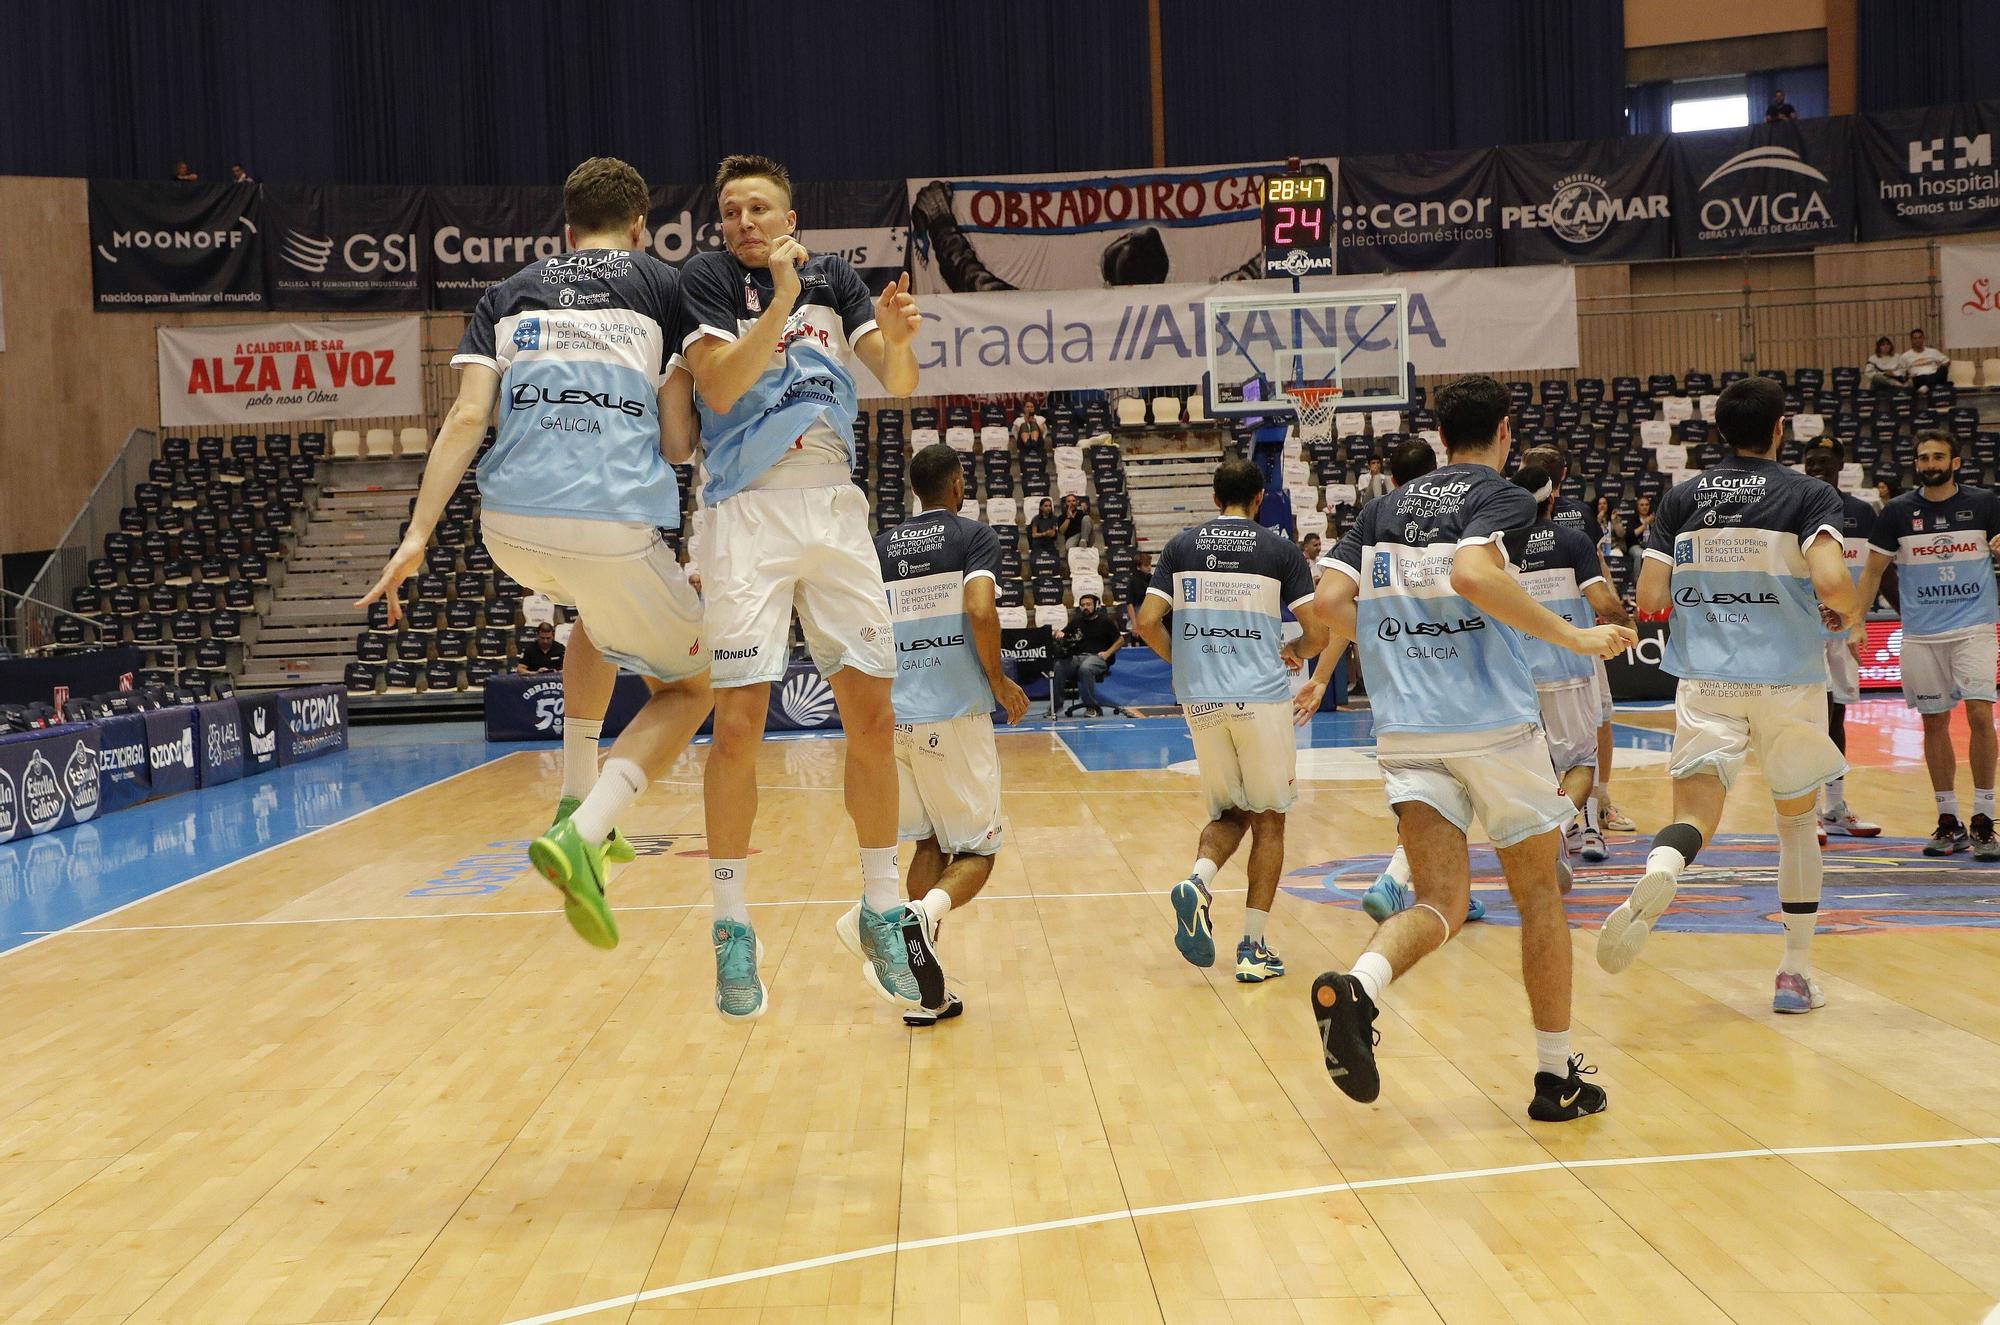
<box><xmin>96</xmin><ymin>214</ymin><xmax>258</xmax><ymax>265</ymax></box>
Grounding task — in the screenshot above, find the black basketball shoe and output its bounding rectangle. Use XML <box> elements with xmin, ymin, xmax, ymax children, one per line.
<box><xmin>1310</xmin><ymin>972</ymin><xmax>1381</xmax><ymax>1103</ymax></box>
<box><xmin>1529</xmin><ymin>1055</ymin><xmax>1608</xmax><ymax>1123</ymax></box>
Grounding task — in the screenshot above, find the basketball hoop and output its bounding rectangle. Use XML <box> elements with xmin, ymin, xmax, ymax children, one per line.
<box><xmin>1289</xmin><ymin>384</ymin><xmax>1344</xmax><ymax>447</ymax></box>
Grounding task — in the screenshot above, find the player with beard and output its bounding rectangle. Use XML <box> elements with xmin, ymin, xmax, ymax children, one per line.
<box><xmin>1801</xmin><ymin>446</ymin><xmax>1882</xmax><ymax>839</ymax></box>
<box><xmin>1854</xmin><ymin>431</ymin><xmax>2000</xmax><ymax>859</ymax></box>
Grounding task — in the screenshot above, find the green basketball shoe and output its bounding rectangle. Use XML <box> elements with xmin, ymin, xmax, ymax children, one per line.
<box><xmin>552</xmin><ymin>796</ymin><xmax>635</xmax><ymax>865</ymax></box>
<box><xmin>528</xmin><ymin>819</ymin><xmax>619</xmax><ymax>950</ymax></box>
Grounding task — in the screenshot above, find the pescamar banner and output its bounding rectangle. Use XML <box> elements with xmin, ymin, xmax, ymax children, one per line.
<box><xmin>1335</xmin><ymin>150</ymin><xmax>1497</xmax><ymax>274</ymax></box>
<box><xmin>157</xmin><ymin>316</ymin><xmax>422</xmax><ymax>426</ymax></box>
<box><xmin>264</xmin><ymin>184</ymin><xmax>428</xmax><ymax>311</ymax></box>
<box><xmin>903</xmin><ymin>161</ymin><xmax>1328</xmax><ymax>294</ymax></box>
<box><xmin>1496</xmin><ymin>137</ymin><xmax>1673</xmax><ymax>266</ymax></box>
<box><xmin>883</xmin><ymin>266</ymin><xmax>1578</xmax><ymax>396</ymax></box>
<box><xmin>89</xmin><ymin>180</ymin><xmax>266</xmax><ymax>311</ymax></box>
<box><xmin>1668</xmin><ymin>117</ymin><xmax>1853</xmax><ymax>256</ymax></box>
<box><xmin>424</xmin><ymin>185</ymin><xmax>567</xmax><ymax>312</ymax></box>
<box><xmin>1854</xmin><ymin>101</ymin><xmax>2000</xmax><ymax>240</ymax></box>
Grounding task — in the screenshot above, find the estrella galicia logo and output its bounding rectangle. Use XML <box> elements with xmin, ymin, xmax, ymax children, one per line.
<box><xmin>64</xmin><ymin>741</ymin><xmax>99</xmax><ymax>823</ymax></box>
<box><xmin>513</xmin><ymin>317</ymin><xmax>541</xmax><ymax>351</ymax></box>
<box><xmin>778</xmin><ymin>671</ymin><xmax>837</xmax><ymax>727</ymax></box>
<box><xmin>1371</xmin><ymin>551</ymin><xmax>1392</xmax><ymax>588</ymax></box>
<box><xmin>22</xmin><ymin>751</ymin><xmax>65</xmax><ymax>835</ymax></box>
<box><xmin>0</xmin><ymin>766</ymin><xmax>16</xmax><ymax>838</ymax></box>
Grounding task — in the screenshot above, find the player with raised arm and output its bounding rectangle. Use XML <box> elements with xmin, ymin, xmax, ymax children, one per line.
<box><xmin>873</xmin><ymin>444</ymin><xmax>1030</xmax><ymax>1024</ymax></box>
<box><xmin>1802</xmin><ymin>446</ymin><xmax>1882</xmax><ymax>838</ymax></box>
<box><xmin>1505</xmin><ymin>465</ymin><xmax>1632</xmax><ymax>862</ymax></box>
<box><xmin>357</xmin><ymin>157</ymin><xmax>712</xmax><ymax>952</ymax></box>
<box><xmin>1853</xmin><ymin>431</ymin><xmax>2000</xmax><ymax>859</ymax></box>
<box><xmin>678</xmin><ymin>154</ymin><xmax>927</xmax><ymax>1018</ymax></box>
<box><xmin>1307</xmin><ymin>375</ymin><xmax>1633</xmax><ymax>1122</ymax></box>
<box><xmin>1134</xmin><ymin>459</ymin><xmax>1327</xmax><ymax>983</ymax></box>
<box><xmin>1595</xmin><ymin>378</ymin><xmax>1859</xmax><ymax>1012</ymax></box>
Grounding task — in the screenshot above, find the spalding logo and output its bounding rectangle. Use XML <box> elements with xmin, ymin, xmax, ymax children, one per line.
<box><xmin>778</xmin><ymin>672</ymin><xmax>837</xmax><ymax>727</ymax></box>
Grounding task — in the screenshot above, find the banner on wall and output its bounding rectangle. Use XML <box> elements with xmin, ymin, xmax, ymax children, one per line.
<box><xmin>1854</xmin><ymin>101</ymin><xmax>2000</xmax><ymax>240</ymax></box>
<box><xmin>904</xmin><ymin>161</ymin><xmax>1329</xmax><ymax>294</ymax></box>
<box><xmin>263</xmin><ymin>184</ymin><xmax>428</xmax><ymax>311</ymax></box>
<box><xmin>1496</xmin><ymin>137</ymin><xmax>1673</xmax><ymax>265</ymax></box>
<box><xmin>277</xmin><ymin>685</ymin><xmax>348</xmax><ymax>763</ymax></box>
<box><xmin>1941</xmin><ymin>241</ymin><xmax>2000</xmax><ymax>350</ymax></box>
<box><xmin>1335</xmin><ymin>150</ymin><xmax>1497</xmax><ymax>274</ymax></box>
<box><xmin>89</xmin><ymin>180</ymin><xmax>267</xmax><ymax>311</ymax></box>
<box><xmin>424</xmin><ymin>185</ymin><xmax>567</xmax><ymax>312</ymax></box>
<box><xmin>648</xmin><ymin>180</ymin><xmax>908</xmax><ymax>288</ymax></box>
<box><xmin>1668</xmin><ymin>117</ymin><xmax>1853</xmax><ymax>256</ymax></box>
<box><xmin>156</xmin><ymin>316</ymin><xmax>422</xmax><ymax>426</ymax></box>
<box><xmin>892</xmin><ymin>266</ymin><xmax>1578</xmax><ymax>396</ymax></box>
<box><xmin>0</xmin><ymin>724</ymin><xmax>103</xmax><ymax>843</ymax></box>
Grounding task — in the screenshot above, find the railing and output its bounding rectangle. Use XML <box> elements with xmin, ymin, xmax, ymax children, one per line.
<box><xmin>14</xmin><ymin>427</ymin><xmax>158</xmax><ymax>656</ymax></box>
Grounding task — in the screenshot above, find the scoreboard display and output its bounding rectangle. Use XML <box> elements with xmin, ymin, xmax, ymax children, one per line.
<box><xmin>1261</xmin><ymin>162</ymin><xmax>1334</xmax><ymax>279</ymax></box>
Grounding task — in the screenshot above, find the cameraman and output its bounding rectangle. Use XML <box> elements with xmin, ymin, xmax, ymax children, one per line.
<box><xmin>1051</xmin><ymin>593</ymin><xmax>1123</xmax><ymax>717</ymax></box>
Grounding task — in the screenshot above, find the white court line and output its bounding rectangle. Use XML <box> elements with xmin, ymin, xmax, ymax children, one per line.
<box><xmin>0</xmin><ymin>752</ymin><xmax>528</xmax><ymax>959</ymax></box>
<box><xmin>498</xmin><ymin>1133</ymin><xmax>2000</xmax><ymax>1325</ymax></box>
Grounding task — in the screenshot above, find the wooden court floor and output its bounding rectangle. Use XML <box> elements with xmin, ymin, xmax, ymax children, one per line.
<box><xmin>4</xmin><ymin>704</ymin><xmax>2000</xmax><ymax>1324</ymax></box>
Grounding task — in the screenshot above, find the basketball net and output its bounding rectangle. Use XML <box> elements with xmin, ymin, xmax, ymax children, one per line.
<box><xmin>1289</xmin><ymin>384</ymin><xmax>1344</xmax><ymax>447</ymax></box>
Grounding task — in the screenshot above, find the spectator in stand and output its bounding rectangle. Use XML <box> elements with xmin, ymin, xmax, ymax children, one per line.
<box><xmin>1028</xmin><ymin>497</ymin><xmax>1060</xmax><ymax>556</ymax></box>
<box><xmin>173</xmin><ymin>160</ymin><xmax>199</xmax><ymax>181</ymax></box>
<box><xmin>1058</xmin><ymin>493</ymin><xmax>1100</xmax><ymax>552</ymax></box>
<box><xmin>1874</xmin><ymin>478</ymin><xmax>1898</xmax><ymax>507</ymax></box>
<box><xmin>1300</xmin><ymin>532</ymin><xmax>1322</xmax><ymax>569</ymax></box>
<box><xmin>1903</xmin><ymin>328</ymin><xmax>1950</xmax><ymax>389</ymax></box>
<box><xmin>1864</xmin><ymin>335</ymin><xmax>1909</xmax><ymax>391</ymax></box>
<box><xmin>1050</xmin><ymin>592</ymin><xmax>1123</xmax><ymax>717</ymax></box>
<box><xmin>517</xmin><ymin>621</ymin><xmax>566</xmax><ymax>673</ymax></box>
<box><xmin>1631</xmin><ymin>494</ymin><xmax>1657</xmax><ymax>548</ymax></box>
<box><xmin>1359</xmin><ymin>457</ymin><xmax>1392</xmax><ymax>501</ymax></box>
<box><xmin>1594</xmin><ymin>495</ymin><xmax>1613</xmax><ymax>531</ymax></box>
<box><xmin>1016</xmin><ymin>416</ymin><xmax>1048</xmax><ymax>456</ymax></box>
<box><xmin>1764</xmin><ymin>90</ymin><xmax>1798</xmax><ymax>122</ymax></box>
<box><xmin>1011</xmin><ymin>396</ymin><xmax>1048</xmax><ymax>443</ymax></box>
<box><xmin>229</xmin><ymin>163</ymin><xmax>254</xmax><ymax>183</ymax></box>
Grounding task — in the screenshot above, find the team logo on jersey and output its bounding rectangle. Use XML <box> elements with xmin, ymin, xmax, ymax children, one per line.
<box><xmin>513</xmin><ymin>318</ymin><xmax>541</xmax><ymax>351</ymax></box>
<box><xmin>1182</xmin><ymin>578</ymin><xmax>1199</xmax><ymax>603</ymax></box>
<box><xmin>1675</xmin><ymin>541</ymin><xmax>1695</xmax><ymax>565</ymax></box>
<box><xmin>1371</xmin><ymin>552</ymin><xmax>1392</xmax><ymax>588</ymax></box>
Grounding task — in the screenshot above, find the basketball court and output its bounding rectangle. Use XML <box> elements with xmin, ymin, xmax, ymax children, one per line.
<box><xmin>3</xmin><ymin>702</ymin><xmax>1997</xmax><ymax>1324</ymax></box>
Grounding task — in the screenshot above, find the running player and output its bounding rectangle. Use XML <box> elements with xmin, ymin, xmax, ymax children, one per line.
<box><xmin>1505</xmin><ymin>465</ymin><xmax>1629</xmax><ymax>863</ymax></box>
<box><xmin>357</xmin><ymin>157</ymin><xmax>712</xmax><ymax>951</ymax></box>
<box><xmin>1855</xmin><ymin>432</ymin><xmax>2000</xmax><ymax>859</ymax></box>
<box><xmin>873</xmin><ymin>444</ymin><xmax>1031</xmax><ymax>1025</ymax></box>
<box><xmin>1309</xmin><ymin>375</ymin><xmax>1632</xmax><ymax>1121</ymax></box>
<box><xmin>1135</xmin><ymin>459</ymin><xmax>1327</xmax><ymax>983</ymax></box>
<box><xmin>1527</xmin><ymin>443</ymin><xmax>1635</xmax><ymax>838</ymax></box>
<box><xmin>1801</xmin><ymin>446</ymin><xmax>1881</xmax><ymax>838</ymax></box>
<box><xmin>678</xmin><ymin>154</ymin><xmax>927</xmax><ymax>1017</ymax></box>
<box><xmin>1596</xmin><ymin>377</ymin><xmax>1859</xmax><ymax>1012</ymax></box>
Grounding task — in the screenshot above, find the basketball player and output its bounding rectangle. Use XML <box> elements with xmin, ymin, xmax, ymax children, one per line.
<box><xmin>1526</xmin><ymin>443</ymin><xmax>1635</xmax><ymax>837</ymax></box>
<box><xmin>1309</xmin><ymin>375</ymin><xmax>1632</xmax><ymax>1121</ymax></box>
<box><xmin>356</xmin><ymin>157</ymin><xmax>712</xmax><ymax>952</ymax></box>
<box><xmin>1854</xmin><ymin>431</ymin><xmax>2000</xmax><ymax>859</ymax></box>
<box><xmin>1596</xmin><ymin>377</ymin><xmax>1858</xmax><ymax>1013</ymax></box>
<box><xmin>1135</xmin><ymin>459</ymin><xmax>1327</xmax><ymax>983</ymax></box>
<box><xmin>872</xmin><ymin>444</ymin><xmax>1031</xmax><ymax>1024</ymax></box>
<box><xmin>678</xmin><ymin>154</ymin><xmax>926</xmax><ymax>1018</ymax></box>
<box><xmin>1801</xmin><ymin>447</ymin><xmax>1881</xmax><ymax>837</ymax></box>
<box><xmin>1506</xmin><ymin>465</ymin><xmax>1629</xmax><ymax>862</ymax></box>
<box><xmin>1295</xmin><ymin>437</ymin><xmax>1486</xmax><ymax>924</ymax></box>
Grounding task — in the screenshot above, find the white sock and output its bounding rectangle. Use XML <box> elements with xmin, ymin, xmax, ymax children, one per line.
<box><xmin>1938</xmin><ymin>790</ymin><xmax>1961</xmax><ymax>819</ymax></box>
<box><xmin>1383</xmin><ymin>846</ymin><xmax>1410</xmax><ymax>886</ymax></box>
<box><xmin>1582</xmin><ymin>798</ymin><xmax>1601</xmax><ymax>833</ymax></box>
<box><xmin>1774</xmin><ymin>808</ymin><xmax>1822</xmax><ymax>976</ymax></box>
<box><xmin>861</xmin><ymin>846</ymin><xmax>901</xmax><ymax>912</ymax></box>
<box><xmin>1190</xmin><ymin>857</ymin><xmax>1220</xmax><ymax>887</ymax></box>
<box><xmin>919</xmin><ymin>887</ymin><xmax>952</xmax><ymax>931</ymax></box>
<box><xmin>1535</xmin><ymin>1028</ymin><xmax>1572</xmax><ymax>1076</ymax></box>
<box><xmin>1350</xmin><ymin>951</ymin><xmax>1392</xmax><ymax>1003</ymax></box>
<box><xmin>1977</xmin><ymin>788</ymin><xmax>1996</xmax><ymax>820</ymax></box>
<box><xmin>710</xmin><ymin>859</ymin><xmax>749</xmax><ymax>925</ymax></box>
<box><xmin>1644</xmin><ymin>844</ymin><xmax>1687</xmax><ymax>883</ymax></box>
<box><xmin>562</xmin><ymin>718</ymin><xmax>603</xmax><ymax>800</ymax></box>
<box><xmin>1243</xmin><ymin>907</ymin><xmax>1269</xmax><ymax>943</ymax></box>
<box><xmin>570</xmin><ymin>756</ymin><xmax>645</xmax><ymax>846</ymax></box>
<box><xmin>1823</xmin><ymin>776</ymin><xmax>1846</xmax><ymax>814</ymax></box>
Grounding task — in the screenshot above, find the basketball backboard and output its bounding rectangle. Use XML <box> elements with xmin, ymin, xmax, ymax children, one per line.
<box><xmin>1204</xmin><ymin>288</ymin><xmax>1410</xmax><ymax>417</ymax></box>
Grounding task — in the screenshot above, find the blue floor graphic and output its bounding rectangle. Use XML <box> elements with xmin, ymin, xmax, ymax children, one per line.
<box><xmin>0</xmin><ymin>723</ymin><xmax>538</xmax><ymax>954</ymax></box>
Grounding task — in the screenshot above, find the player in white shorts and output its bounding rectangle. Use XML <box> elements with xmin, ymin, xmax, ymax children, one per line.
<box><xmin>1503</xmin><ymin>466</ymin><xmax>1631</xmax><ymax>863</ymax></box>
<box><xmin>1854</xmin><ymin>431</ymin><xmax>2000</xmax><ymax>859</ymax></box>
<box><xmin>358</xmin><ymin>157</ymin><xmax>713</xmax><ymax>952</ymax></box>
<box><xmin>1135</xmin><ymin>460</ymin><xmax>1327</xmax><ymax>984</ymax></box>
<box><xmin>871</xmin><ymin>445</ymin><xmax>1030</xmax><ymax>1023</ymax></box>
<box><xmin>1801</xmin><ymin>446</ymin><xmax>1881</xmax><ymax>838</ymax></box>
<box><xmin>679</xmin><ymin>154</ymin><xmax>926</xmax><ymax>1018</ymax></box>
<box><xmin>1310</xmin><ymin>376</ymin><xmax>1632</xmax><ymax>1122</ymax></box>
<box><xmin>1597</xmin><ymin>377</ymin><xmax>1858</xmax><ymax>1013</ymax></box>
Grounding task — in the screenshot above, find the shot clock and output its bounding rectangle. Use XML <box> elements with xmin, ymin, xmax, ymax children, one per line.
<box><xmin>1261</xmin><ymin>160</ymin><xmax>1334</xmax><ymax>280</ymax></box>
